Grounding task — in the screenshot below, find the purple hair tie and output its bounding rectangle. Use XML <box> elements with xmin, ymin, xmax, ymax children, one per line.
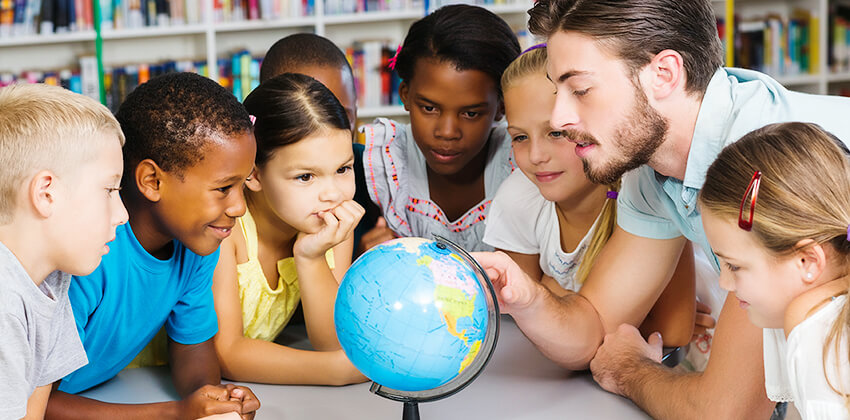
<box><xmin>521</xmin><ymin>42</ymin><xmax>546</xmax><ymax>55</ymax></box>
<box><xmin>606</xmin><ymin>191</ymin><xmax>618</xmax><ymax>200</ymax></box>
<box><xmin>846</xmin><ymin>225</ymin><xmax>850</xmax><ymax>241</ymax></box>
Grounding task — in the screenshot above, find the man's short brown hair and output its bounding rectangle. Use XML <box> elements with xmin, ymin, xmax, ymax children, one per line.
<box><xmin>528</xmin><ymin>0</ymin><xmax>724</xmax><ymax>96</ymax></box>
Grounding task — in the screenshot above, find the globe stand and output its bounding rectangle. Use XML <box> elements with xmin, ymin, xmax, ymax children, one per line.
<box><xmin>403</xmin><ymin>401</ymin><xmax>419</xmax><ymax>420</ymax></box>
<box><xmin>367</xmin><ymin>235</ymin><xmax>501</xmax><ymax>420</ymax></box>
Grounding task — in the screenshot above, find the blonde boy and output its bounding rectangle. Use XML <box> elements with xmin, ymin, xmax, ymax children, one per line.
<box><xmin>0</xmin><ymin>84</ymin><xmax>128</xmax><ymax>419</ymax></box>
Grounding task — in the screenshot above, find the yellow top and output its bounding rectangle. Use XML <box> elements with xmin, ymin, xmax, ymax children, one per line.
<box><xmin>125</xmin><ymin>210</ymin><xmax>336</xmax><ymax>369</ymax></box>
<box><xmin>238</xmin><ymin>209</ymin><xmax>335</xmax><ymax>342</ymax></box>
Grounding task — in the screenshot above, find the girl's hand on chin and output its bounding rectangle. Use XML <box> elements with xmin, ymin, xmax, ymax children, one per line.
<box><xmin>294</xmin><ymin>200</ymin><xmax>365</xmax><ymax>260</ymax></box>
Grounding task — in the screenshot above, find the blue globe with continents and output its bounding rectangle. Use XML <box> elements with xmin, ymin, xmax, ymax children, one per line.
<box><xmin>334</xmin><ymin>236</ymin><xmax>499</xmax><ymax>417</ymax></box>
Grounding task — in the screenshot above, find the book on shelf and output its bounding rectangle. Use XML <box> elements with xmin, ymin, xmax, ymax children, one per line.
<box><xmin>829</xmin><ymin>3</ymin><xmax>850</xmax><ymax>74</ymax></box>
<box><xmin>734</xmin><ymin>9</ymin><xmax>819</xmax><ymax>77</ymax></box>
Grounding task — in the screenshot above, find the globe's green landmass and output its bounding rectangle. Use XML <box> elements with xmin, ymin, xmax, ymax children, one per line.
<box><xmin>335</xmin><ymin>237</ymin><xmax>489</xmax><ymax>392</ymax></box>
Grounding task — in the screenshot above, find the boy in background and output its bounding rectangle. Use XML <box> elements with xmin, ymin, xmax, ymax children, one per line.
<box><xmin>0</xmin><ymin>84</ymin><xmax>128</xmax><ymax>419</ymax></box>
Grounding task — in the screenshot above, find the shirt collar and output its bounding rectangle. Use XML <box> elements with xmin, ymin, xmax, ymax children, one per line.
<box><xmin>682</xmin><ymin>68</ymin><xmax>735</xmax><ymax>190</ymax></box>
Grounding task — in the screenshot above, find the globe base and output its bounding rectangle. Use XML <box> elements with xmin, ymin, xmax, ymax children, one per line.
<box><xmin>403</xmin><ymin>401</ymin><xmax>420</xmax><ymax>420</ymax></box>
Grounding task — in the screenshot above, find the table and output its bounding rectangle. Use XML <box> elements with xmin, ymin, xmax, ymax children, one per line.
<box><xmin>80</xmin><ymin>316</ymin><xmax>651</xmax><ymax>419</ymax></box>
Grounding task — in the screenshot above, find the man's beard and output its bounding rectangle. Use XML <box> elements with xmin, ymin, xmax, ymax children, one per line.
<box><xmin>567</xmin><ymin>86</ymin><xmax>669</xmax><ymax>185</ymax></box>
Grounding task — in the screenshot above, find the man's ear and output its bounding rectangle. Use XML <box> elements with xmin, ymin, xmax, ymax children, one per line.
<box><xmin>135</xmin><ymin>159</ymin><xmax>164</xmax><ymax>202</ymax></box>
<box><xmin>245</xmin><ymin>167</ymin><xmax>262</xmax><ymax>192</ymax></box>
<box><xmin>399</xmin><ymin>81</ymin><xmax>410</xmax><ymax>111</ymax></box>
<box><xmin>794</xmin><ymin>239</ymin><xmax>826</xmax><ymax>285</ymax></box>
<box><xmin>29</xmin><ymin>170</ymin><xmax>57</xmax><ymax>218</ymax></box>
<box><xmin>645</xmin><ymin>49</ymin><xmax>685</xmax><ymax>101</ymax></box>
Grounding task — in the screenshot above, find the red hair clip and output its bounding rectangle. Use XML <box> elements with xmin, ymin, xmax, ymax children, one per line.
<box><xmin>388</xmin><ymin>44</ymin><xmax>402</xmax><ymax>71</ymax></box>
<box><xmin>738</xmin><ymin>171</ymin><xmax>761</xmax><ymax>231</ymax></box>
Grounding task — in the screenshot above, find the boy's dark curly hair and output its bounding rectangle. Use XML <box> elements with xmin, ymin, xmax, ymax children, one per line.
<box><xmin>116</xmin><ymin>72</ymin><xmax>252</xmax><ymax>182</ymax></box>
<box><xmin>394</xmin><ymin>4</ymin><xmax>521</xmax><ymax>99</ymax></box>
<box><xmin>260</xmin><ymin>33</ymin><xmax>353</xmax><ymax>83</ymax></box>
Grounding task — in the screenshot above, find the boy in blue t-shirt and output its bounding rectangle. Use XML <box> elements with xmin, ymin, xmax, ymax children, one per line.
<box><xmin>46</xmin><ymin>73</ymin><xmax>261</xmax><ymax>419</ymax></box>
<box><xmin>0</xmin><ymin>84</ymin><xmax>127</xmax><ymax>419</ymax></box>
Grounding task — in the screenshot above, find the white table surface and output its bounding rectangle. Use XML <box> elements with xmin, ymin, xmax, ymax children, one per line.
<box><xmin>79</xmin><ymin>316</ymin><xmax>651</xmax><ymax>419</ymax></box>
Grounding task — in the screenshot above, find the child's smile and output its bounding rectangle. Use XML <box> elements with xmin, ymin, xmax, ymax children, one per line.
<box><xmin>153</xmin><ymin>131</ymin><xmax>256</xmax><ymax>257</ymax></box>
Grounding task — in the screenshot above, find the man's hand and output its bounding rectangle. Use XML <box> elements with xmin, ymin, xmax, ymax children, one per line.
<box><xmin>294</xmin><ymin>200</ymin><xmax>364</xmax><ymax>260</ymax></box>
<box><xmin>590</xmin><ymin>324</ymin><xmax>663</xmax><ymax>396</ymax></box>
<box><xmin>471</xmin><ymin>251</ymin><xmax>547</xmax><ymax>314</ymax></box>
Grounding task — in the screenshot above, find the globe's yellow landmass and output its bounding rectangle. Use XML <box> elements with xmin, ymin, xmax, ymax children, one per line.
<box><xmin>459</xmin><ymin>340</ymin><xmax>482</xmax><ymax>373</ymax></box>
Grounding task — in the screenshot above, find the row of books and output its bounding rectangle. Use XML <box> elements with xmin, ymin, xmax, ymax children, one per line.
<box><xmin>0</xmin><ymin>0</ymin><xmax>326</xmax><ymax>38</ymax></box>
<box><xmin>323</xmin><ymin>0</ymin><xmax>524</xmax><ymax>16</ymax></box>
<box><xmin>734</xmin><ymin>9</ymin><xmax>819</xmax><ymax>77</ymax></box>
<box><xmin>346</xmin><ymin>40</ymin><xmax>400</xmax><ymax>108</ymax></box>
<box><xmin>324</xmin><ymin>0</ymin><xmax>418</xmax><ymax>15</ymax></box>
<box><xmin>0</xmin><ymin>0</ymin><xmax>96</xmax><ymax>36</ymax></box>
<box><xmin>427</xmin><ymin>0</ymin><xmax>520</xmax><ymax>10</ymax></box>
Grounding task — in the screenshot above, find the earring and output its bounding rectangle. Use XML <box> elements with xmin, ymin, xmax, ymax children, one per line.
<box><xmin>806</xmin><ymin>272</ymin><xmax>813</xmax><ymax>280</ymax></box>
<box><xmin>246</xmin><ymin>177</ymin><xmax>252</xmax><ymax>182</ymax></box>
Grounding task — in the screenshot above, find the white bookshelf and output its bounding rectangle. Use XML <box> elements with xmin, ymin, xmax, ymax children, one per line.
<box><xmin>0</xmin><ymin>1</ymin><xmax>532</xmax><ymax>77</ymax></box>
<box><xmin>717</xmin><ymin>0</ymin><xmax>842</xmax><ymax>94</ymax></box>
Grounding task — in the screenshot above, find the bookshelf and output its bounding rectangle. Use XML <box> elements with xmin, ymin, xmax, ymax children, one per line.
<box><xmin>0</xmin><ymin>0</ymin><xmax>533</xmax><ymax>120</ymax></box>
<box><xmin>716</xmin><ymin>0</ymin><xmax>850</xmax><ymax>95</ymax></box>
<box><xmin>19</xmin><ymin>1</ymin><xmax>849</xmax><ymax>111</ymax></box>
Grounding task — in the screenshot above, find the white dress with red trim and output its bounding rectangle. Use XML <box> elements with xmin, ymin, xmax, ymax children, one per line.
<box><xmin>361</xmin><ymin>118</ymin><xmax>513</xmax><ymax>252</ymax></box>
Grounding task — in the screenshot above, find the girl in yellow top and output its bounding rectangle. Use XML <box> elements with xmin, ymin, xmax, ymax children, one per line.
<box><xmin>212</xmin><ymin>73</ymin><xmax>366</xmax><ymax>385</ymax></box>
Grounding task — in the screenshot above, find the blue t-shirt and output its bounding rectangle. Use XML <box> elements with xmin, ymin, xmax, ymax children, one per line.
<box><xmin>59</xmin><ymin>222</ymin><xmax>220</xmax><ymax>394</ymax></box>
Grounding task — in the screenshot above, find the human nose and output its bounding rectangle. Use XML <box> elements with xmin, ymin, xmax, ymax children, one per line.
<box><xmin>550</xmin><ymin>91</ymin><xmax>579</xmax><ymax>130</ymax></box>
<box><xmin>717</xmin><ymin>270</ymin><xmax>735</xmax><ymax>293</ymax></box>
<box><xmin>434</xmin><ymin>114</ymin><xmax>461</xmax><ymax>141</ymax></box>
<box><xmin>319</xmin><ymin>178</ymin><xmax>344</xmax><ymax>204</ymax></box>
<box><xmin>225</xmin><ymin>185</ymin><xmax>248</xmax><ymax>218</ymax></box>
<box><xmin>113</xmin><ymin>195</ymin><xmax>129</xmax><ymax>226</ymax></box>
<box><xmin>528</xmin><ymin>137</ymin><xmax>550</xmax><ymax>166</ymax></box>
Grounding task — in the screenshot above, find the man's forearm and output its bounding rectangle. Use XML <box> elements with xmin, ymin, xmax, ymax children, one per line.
<box><xmin>620</xmin><ymin>358</ymin><xmax>773</xmax><ymax>420</ymax></box>
<box><xmin>512</xmin><ymin>291</ymin><xmax>606</xmax><ymax>370</ymax></box>
<box><xmin>46</xmin><ymin>391</ymin><xmax>178</xmax><ymax>420</ymax></box>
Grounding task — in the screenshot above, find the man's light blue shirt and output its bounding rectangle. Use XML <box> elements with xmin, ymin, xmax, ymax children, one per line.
<box><xmin>617</xmin><ymin>68</ymin><xmax>850</xmax><ymax>271</ymax></box>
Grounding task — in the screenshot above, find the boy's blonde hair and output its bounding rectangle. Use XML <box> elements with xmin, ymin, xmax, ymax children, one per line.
<box><xmin>699</xmin><ymin>122</ymin><xmax>850</xmax><ymax>406</ymax></box>
<box><xmin>0</xmin><ymin>84</ymin><xmax>124</xmax><ymax>224</ymax></box>
<box><xmin>501</xmin><ymin>47</ymin><xmax>620</xmax><ymax>285</ymax></box>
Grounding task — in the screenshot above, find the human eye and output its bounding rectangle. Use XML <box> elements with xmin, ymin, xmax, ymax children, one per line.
<box><xmin>337</xmin><ymin>165</ymin><xmax>353</xmax><ymax>175</ymax></box>
<box><xmin>511</xmin><ymin>134</ymin><xmax>528</xmax><ymax>143</ymax></box>
<box><xmin>106</xmin><ymin>186</ymin><xmax>121</xmax><ymax>196</ymax></box>
<box><xmin>724</xmin><ymin>262</ymin><xmax>740</xmax><ymax>272</ymax></box>
<box><xmin>295</xmin><ymin>173</ymin><xmax>313</xmax><ymax>182</ymax></box>
<box><xmin>216</xmin><ymin>185</ymin><xmax>233</xmax><ymax>194</ymax></box>
<box><xmin>462</xmin><ymin>110</ymin><xmax>480</xmax><ymax>119</ymax></box>
<box><xmin>573</xmin><ymin>88</ymin><xmax>590</xmax><ymax>97</ymax></box>
<box><xmin>549</xmin><ymin>131</ymin><xmax>564</xmax><ymax>139</ymax></box>
<box><xmin>420</xmin><ymin>104</ymin><xmax>437</xmax><ymax>114</ymax></box>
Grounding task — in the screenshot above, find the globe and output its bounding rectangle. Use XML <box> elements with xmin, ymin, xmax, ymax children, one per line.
<box><xmin>334</xmin><ymin>236</ymin><xmax>499</xmax><ymax>407</ymax></box>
